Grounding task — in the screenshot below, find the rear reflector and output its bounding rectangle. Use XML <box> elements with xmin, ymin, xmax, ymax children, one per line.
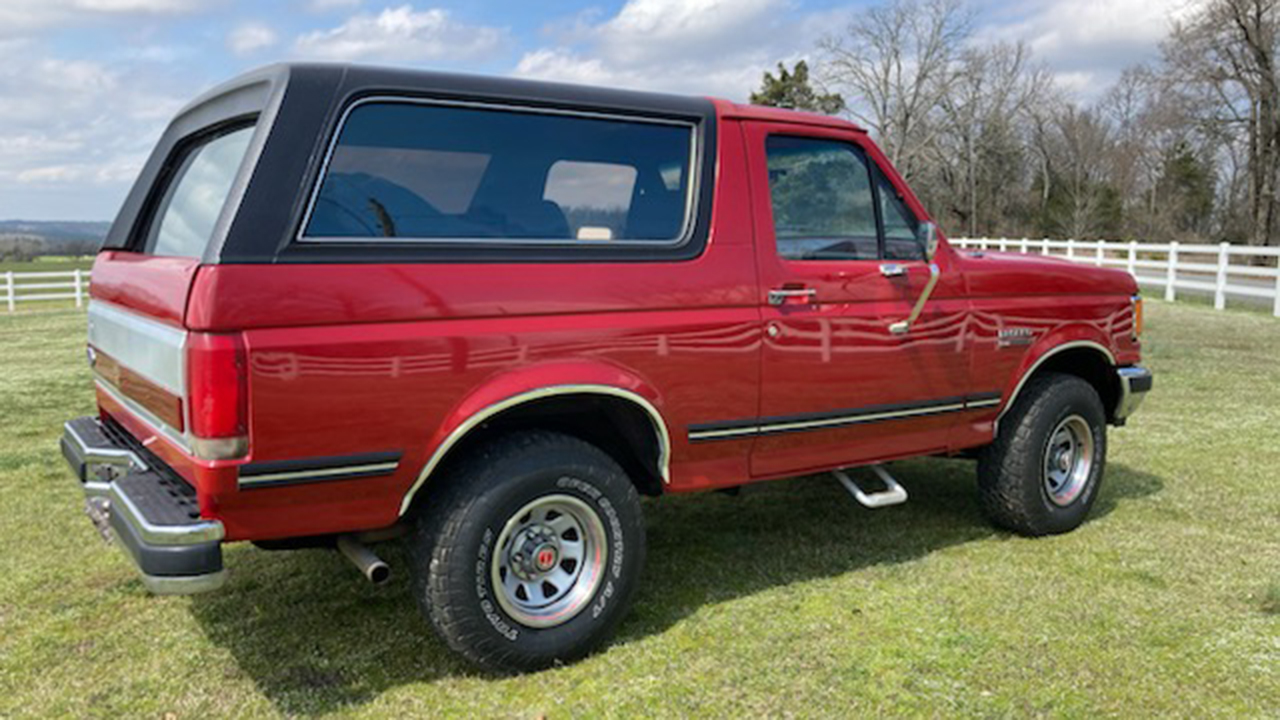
<box><xmin>187</xmin><ymin>333</ymin><xmax>247</xmax><ymax>458</ymax></box>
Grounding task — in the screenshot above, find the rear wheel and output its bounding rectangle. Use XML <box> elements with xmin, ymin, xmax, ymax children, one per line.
<box><xmin>408</xmin><ymin>431</ymin><xmax>646</xmax><ymax>673</ymax></box>
<box><xmin>978</xmin><ymin>373</ymin><xmax>1107</xmax><ymax>536</ymax></box>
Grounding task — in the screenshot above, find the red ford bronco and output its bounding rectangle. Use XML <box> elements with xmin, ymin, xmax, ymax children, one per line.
<box><xmin>62</xmin><ymin>63</ymin><xmax>1152</xmax><ymax>672</ymax></box>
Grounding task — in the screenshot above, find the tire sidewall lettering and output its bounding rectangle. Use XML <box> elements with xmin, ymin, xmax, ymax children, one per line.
<box><xmin>473</xmin><ymin>474</ymin><xmax>629</xmax><ymax>641</ymax></box>
<box><xmin>475</xmin><ymin>526</ymin><xmax>519</xmax><ymax>641</ymax></box>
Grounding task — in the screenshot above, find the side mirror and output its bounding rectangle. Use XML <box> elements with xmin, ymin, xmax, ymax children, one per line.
<box><xmin>920</xmin><ymin>222</ymin><xmax>939</xmax><ymax>262</ymax></box>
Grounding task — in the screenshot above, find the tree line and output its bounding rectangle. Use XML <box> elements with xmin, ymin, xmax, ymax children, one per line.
<box><xmin>751</xmin><ymin>0</ymin><xmax>1280</xmax><ymax>247</ymax></box>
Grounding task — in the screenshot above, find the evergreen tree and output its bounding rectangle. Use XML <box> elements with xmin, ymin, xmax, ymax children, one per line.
<box><xmin>750</xmin><ymin>61</ymin><xmax>845</xmax><ymax>115</ymax></box>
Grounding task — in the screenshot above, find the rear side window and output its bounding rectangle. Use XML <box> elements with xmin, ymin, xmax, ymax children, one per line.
<box><xmin>302</xmin><ymin>102</ymin><xmax>694</xmax><ymax>244</ymax></box>
<box><xmin>765</xmin><ymin>136</ymin><xmax>877</xmax><ymax>261</ymax></box>
<box><xmin>145</xmin><ymin>125</ymin><xmax>254</xmax><ymax>259</ymax></box>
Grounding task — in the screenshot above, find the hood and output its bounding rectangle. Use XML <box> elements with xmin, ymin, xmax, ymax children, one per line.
<box><xmin>957</xmin><ymin>249</ymin><xmax>1139</xmax><ymax>297</ymax></box>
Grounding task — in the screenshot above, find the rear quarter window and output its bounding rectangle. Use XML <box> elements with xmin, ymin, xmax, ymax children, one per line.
<box><xmin>144</xmin><ymin>125</ymin><xmax>254</xmax><ymax>259</ymax></box>
<box><xmin>301</xmin><ymin>101</ymin><xmax>694</xmax><ymax>246</ymax></box>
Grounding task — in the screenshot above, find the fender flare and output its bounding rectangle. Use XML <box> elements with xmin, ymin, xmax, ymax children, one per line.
<box><xmin>995</xmin><ymin>339</ymin><xmax>1116</xmax><ymax>434</ymax></box>
<box><xmin>397</xmin><ymin>382</ymin><xmax>671</xmax><ymax>517</ymax></box>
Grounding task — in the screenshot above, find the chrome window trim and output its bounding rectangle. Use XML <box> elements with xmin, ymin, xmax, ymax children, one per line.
<box><xmin>994</xmin><ymin>340</ymin><xmax>1117</xmax><ymax>433</ymax></box>
<box><xmin>294</xmin><ymin>95</ymin><xmax>702</xmax><ymax>249</ymax></box>
<box><xmin>398</xmin><ymin>384</ymin><xmax>671</xmax><ymax>517</ymax></box>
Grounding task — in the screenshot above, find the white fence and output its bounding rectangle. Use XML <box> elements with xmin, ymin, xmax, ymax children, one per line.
<box><xmin>4</xmin><ymin>240</ymin><xmax>1280</xmax><ymax>317</ymax></box>
<box><xmin>953</xmin><ymin>238</ymin><xmax>1280</xmax><ymax>317</ymax></box>
<box><xmin>3</xmin><ymin>269</ymin><xmax>90</xmax><ymax>312</ymax></box>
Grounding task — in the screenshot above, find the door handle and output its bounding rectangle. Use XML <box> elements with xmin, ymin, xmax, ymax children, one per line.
<box><xmin>880</xmin><ymin>263</ymin><xmax>907</xmax><ymax>278</ymax></box>
<box><xmin>767</xmin><ymin>287</ymin><xmax>817</xmax><ymax>306</ymax></box>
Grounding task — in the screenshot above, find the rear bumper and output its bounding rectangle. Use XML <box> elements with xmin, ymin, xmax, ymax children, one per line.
<box><xmin>61</xmin><ymin>417</ymin><xmax>226</xmax><ymax>594</ymax></box>
<box><xmin>1114</xmin><ymin>366</ymin><xmax>1153</xmax><ymax>423</ymax></box>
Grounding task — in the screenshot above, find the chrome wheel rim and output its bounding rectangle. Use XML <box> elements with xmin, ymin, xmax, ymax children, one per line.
<box><xmin>491</xmin><ymin>493</ymin><xmax>607</xmax><ymax>629</ymax></box>
<box><xmin>1043</xmin><ymin>414</ymin><xmax>1094</xmax><ymax>506</ymax></box>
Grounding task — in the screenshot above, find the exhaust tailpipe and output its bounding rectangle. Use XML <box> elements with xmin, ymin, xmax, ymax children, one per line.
<box><xmin>337</xmin><ymin>535</ymin><xmax>390</xmax><ymax>585</ymax></box>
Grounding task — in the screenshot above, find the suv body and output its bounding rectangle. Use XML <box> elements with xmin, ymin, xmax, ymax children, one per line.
<box><xmin>62</xmin><ymin>64</ymin><xmax>1151</xmax><ymax>670</ymax></box>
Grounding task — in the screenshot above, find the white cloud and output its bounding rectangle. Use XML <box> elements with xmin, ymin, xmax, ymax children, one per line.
<box><xmin>227</xmin><ymin>22</ymin><xmax>278</xmax><ymax>56</ymax></box>
<box><xmin>0</xmin><ymin>40</ymin><xmax>188</xmax><ymax>218</ymax></box>
<box><xmin>0</xmin><ymin>0</ymin><xmax>205</xmax><ymax>36</ymax></box>
<box><xmin>975</xmin><ymin>0</ymin><xmax>1196</xmax><ymax>94</ymax></box>
<box><xmin>307</xmin><ymin>0</ymin><xmax>361</xmax><ymax>11</ymax></box>
<box><xmin>293</xmin><ymin>5</ymin><xmax>506</xmax><ymax>62</ymax></box>
<box><xmin>514</xmin><ymin>0</ymin><xmax>834</xmax><ymax>100</ymax></box>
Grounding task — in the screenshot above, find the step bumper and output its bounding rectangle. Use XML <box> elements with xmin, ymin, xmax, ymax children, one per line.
<box><xmin>61</xmin><ymin>416</ymin><xmax>226</xmax><ymax>595</ymax></box>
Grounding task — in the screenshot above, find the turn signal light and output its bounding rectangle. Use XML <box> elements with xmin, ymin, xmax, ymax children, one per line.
<box><xmin>1132</xmin><ymin>295</ymin><xmax>1144</xmax><ymax>338</ymax></box>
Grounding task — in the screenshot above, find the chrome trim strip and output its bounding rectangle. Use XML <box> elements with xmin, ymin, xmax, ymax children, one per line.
<box><xmin>688</xmin><ymin>426</ymin><xmax>758</xmax><ymax>441</ymax></box>
<box><xmin>761</xmin><ymin>402</ymin><xmax>967</xmax><ymax>434</ymax></box>
<box><xmin>965</xmin><ymin>398</ymin><xmax>1002</xmax><ymax>409</ymax></box>
<box><xmin>688</xmin><ymin>395</ymin><xmax>1002</xmax><ymax>442</ymax></box>
<box><xmin>995</xmin><ymin>340</ymin><xmax>1117</xmax><ymax>433</ymax></box>
<box><xmin>398</xmin><ymin>385</ymin><xmax>671</xmax><ymax>516</ymax></box>
<box><xmin>295</xmin><ymin>95</ymin><xmax>701</xmax><ymax>249</ymax></box>
<box><xmin>239</xmin><ymin>461</ymin><xmax>399</xmax><ymax>486</ymax></box>
<box><xmin>95</xmin><ymin>379</ymin><xmax>192</xmax><ymax>453</ymax></box>
<box><xmin>87</xmin><ymin>300</ymin><xmax>187</xmax><ymax>395</ymax></box>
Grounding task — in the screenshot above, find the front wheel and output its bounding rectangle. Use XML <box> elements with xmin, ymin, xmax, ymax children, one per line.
<box><xmin>978</xmin><ymin>372</ymin><xmax>1107</xmax><ymax>536</ymax></box>
<box><xmin>408</xmin><ymin>431</ymin><xmax>646</xmax><ymax>673</ymax></box>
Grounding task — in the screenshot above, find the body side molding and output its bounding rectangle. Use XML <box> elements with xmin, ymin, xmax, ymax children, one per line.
<box><xmin>397</xmin><ymin>384</ymin><xmax>671</xmax><ymax>516</ymax></box>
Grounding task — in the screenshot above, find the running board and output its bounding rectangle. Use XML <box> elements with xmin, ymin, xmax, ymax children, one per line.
<box><xmin>833</xmin><ymin>465</ymin><xmax>908</xmax><ymax>508</ymax></box>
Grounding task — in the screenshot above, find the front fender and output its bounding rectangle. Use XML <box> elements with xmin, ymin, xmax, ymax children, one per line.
<box><xmin>997</xmin><ymin>325</ymin><xmax>1117</xmax><ymax>425</ymax></box>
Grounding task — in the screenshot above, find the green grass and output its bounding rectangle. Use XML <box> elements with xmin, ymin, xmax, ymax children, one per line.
<box><xmin>1</xmin><ymin>301</ymin><xmax>1277</xmax><ymax>718</ymax></box>
<box><xmin>0</xmin><ymin>256</ymin><xmax>94</xmax><ymax>274</ymax></box>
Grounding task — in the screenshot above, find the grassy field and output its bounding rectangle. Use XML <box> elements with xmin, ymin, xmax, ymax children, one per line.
<box><xmin>0</xmin><ymin>256</ymin><xmax>94</xmax><ymax>274</ymax></box>
<box><xmin>0</xmin><ymin>301</ymin><xmax>1277</xmax><ymax>718</ymax></box>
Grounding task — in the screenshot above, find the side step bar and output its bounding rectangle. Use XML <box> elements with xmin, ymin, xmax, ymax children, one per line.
<box><xmin>833</xmin><ymin>465</ymin><xmax>908</xmax><ymax>508</ymax></box>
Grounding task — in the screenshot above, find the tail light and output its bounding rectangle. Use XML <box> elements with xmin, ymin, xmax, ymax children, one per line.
<box><xmin>187</xmin><ymin>333</ymin><xmax>248</xmax><ymax>460</ymax></box>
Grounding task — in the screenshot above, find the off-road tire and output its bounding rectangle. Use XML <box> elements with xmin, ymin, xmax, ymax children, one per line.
<box><xmin>978</xmin><ymin>372</ymin><xmax>1107</xmax><ymax>536</ymax></box>
<box><xmin>407</xmin><ymin>431</ymin><xmax>646</xmax><ymax>673</ymax></box>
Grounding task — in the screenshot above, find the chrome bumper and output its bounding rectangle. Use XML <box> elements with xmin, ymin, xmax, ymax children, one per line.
<box><xmin>61</xmin><ymin>417</ymin><xmax>226</xmax><ymax>595</ymax></box>
<box><xmin>1114</xmin><ymin>366</ymin><xmax>1154</xmax><ymax>423</ymax></box>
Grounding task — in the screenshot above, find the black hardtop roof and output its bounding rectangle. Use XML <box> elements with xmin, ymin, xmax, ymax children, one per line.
<box><xmin>181</xmin><ymin>62</ymin><xmax>716</xmax><ymax>123</ymax></box>
<box><xmin>106</xmin><ymin>62</ymin><xmax>720</xmax><ymax>264</ymax></box>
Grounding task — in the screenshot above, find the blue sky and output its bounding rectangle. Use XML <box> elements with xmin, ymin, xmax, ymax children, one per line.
<box><xmin>0</xmin><ymin>0</ymin><xmax>1189</xmax><ymax>221</ymax></box>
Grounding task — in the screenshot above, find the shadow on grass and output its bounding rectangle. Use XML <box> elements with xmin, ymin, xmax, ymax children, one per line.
<box><xmin>189</xmin><ymin>458</ymin><xmax>1162</xmax><ymax>716</ymax></box>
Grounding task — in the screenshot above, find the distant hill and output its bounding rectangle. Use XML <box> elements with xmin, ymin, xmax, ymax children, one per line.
<box><xmin>0</xmin><ymin>220</ymin><xmax>110</xmax><ymax>257</ymax></box>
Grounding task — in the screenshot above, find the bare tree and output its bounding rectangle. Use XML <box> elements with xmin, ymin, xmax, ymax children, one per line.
<box><xmin>1166</xmin><ymin>0</ymin><xmax>1280</xmax><ymax>247</ymax></box>
<box><xmin>929</xmin><ymin>42</ymin><xmax>1049</xmax><ymax>236</ymax></box>
<box><xmin>818</xmin><ymin>0</ymin><xmax>972</xmax><ymax>179</ymax></box>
